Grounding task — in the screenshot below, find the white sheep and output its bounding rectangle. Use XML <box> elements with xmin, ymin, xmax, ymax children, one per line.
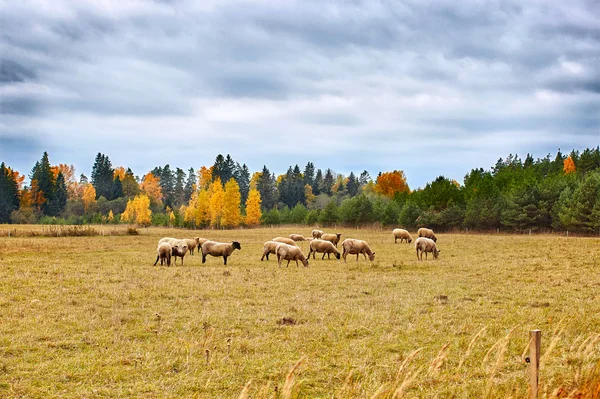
<box><xmin>417</xmin><ymin>228</ymin><xmax>437</xmax><ymax>242</ymax></box>
<box><xmin>170</xmin><ymin>240</ymin><xmax>189</xmax><ymax>265</ymax></box>
<box><xmin>184</xmin><ymin>238</ymin><xmax>197</xmax><ymax>255</ymax></box>
<box><xmin>271</xmin><ymin>237</ymin><xmax>298</xmax><ymax>246</ymax></box>
<box><xmin>307</xmin><ymin>239</ymin><xmax>341</xmax><ymax>260</ymax></box>
<box><xmin>195</xmin><ymin>237</ymin><xmax>209</xmax><ymax>247</ymax></box>
<box><xmin>321</xmin><ymin>233</ymin><xmax>342</xmax><ymax>247</ymax></box>
<box><xmin>276</xmin><ymin>243</ymin><xmax>309</xmax><ymax>267</ymax></box>
<box><xmin>261</xmin><ymin>241</ymin><xmax>280</xmax><ymax>261</ymax></box>
<box><xmin>341</xmin><ymin>238</ymin><xmax>375</xmax><ymax>262</ymax></box>
<box><xmin>415</xmin><ymin>237</ymin><xmax>440</xmax><ymax>260</ymax></box>
<box><xmin>312</xmin><ymin>229</ymin><xmax>324</xmax><ymax>239</ymax></box>
<box><xmin>393</xmin><ymin>228</ymin><xmax>412</xmax><ymax>244</ymax></box>
<box><xmin>289</xmin><ymin>234</ymin><xmax>308</xmax><ymax>242</ymax></box>
<box><xmin>201</xmin><ymin>241</ymin><xmax>241</xmax><ymax>265</ymax></box>
<box><xmin>153</xmin><ymin>242</ymin><xmax>172</xmax><ymax>266</ymax></box>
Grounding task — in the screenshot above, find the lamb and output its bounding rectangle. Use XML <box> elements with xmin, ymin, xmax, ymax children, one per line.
<box><xmin>271</xmin><ymin>237</ymin><xmax>298</xmax><ymax>246</ymax></box>
<box><xmin>415</xmin><ymin>237</ymin><xmax>441</xmax><ymax>260</ymax></box>
<box><xmin>184</xmin><ymin>238</ymin><xmax>197</xmax><ymax>255</ymax></box>
<box><xmin>307</xmin><ymin>239</ymin><xmax>341</xmax><ymax>260</ymax></box>
<box><xmin>321</xmin><ymin>233</ymin><xmax>342</xmax><ymax>247</ymax></box>
<box><xmin>261</xmin><ymin>241</ymin><xmax>280</xmax><ymax>261</ymax></box>
<box><xmin>170</xmin><ymin>240</ymin><xmax>189</xmax><ymax>265</ymax></box>
<box><xmin>201</xmin><ymin>241</ymin><xmax>242</xmax><ymax>265</ymax></box>
<box><xmin>417</xmin><ymin>228</ymin><xmax>437</xmax><ymax>242</ymax></box>
<box><xmin>289</xmin><ymin>234</ymin><xmax>308</xmax><ymax>242</ymax></box>
<box><xmin>393</xmin><ymin>228</ymin><xmax>412</xmax><ymax>244</ymax></box>
<box><xmin>312</xmin><ymin>229</ymin><xmax>324</xmax><ymax>239</ymax></box>
<box><xmin>153</xmin><ymin>242</ymin><xmax>172</xmax><ymax>266</ymax></box>
<box><xmin>276</xmin><ymin>243</ymin><xmax>309</xmax><ymax>268</ymax></box>
<box><xmin>341</xmin><ymin>239</ymin><xmax>376</xmax><ymax>262</ymax></box>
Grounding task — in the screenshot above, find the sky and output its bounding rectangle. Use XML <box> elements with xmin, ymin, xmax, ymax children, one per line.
<box><xmin>1</xmin><ymin>0</ymin><xmax>599</xmax><ymax>189</ymax></box>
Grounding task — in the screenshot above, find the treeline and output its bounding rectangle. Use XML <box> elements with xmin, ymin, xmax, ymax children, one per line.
<box><xmin>1</xmin><ymin>147</ymin><xmax>600</xmax><ymax>234</ymax></box>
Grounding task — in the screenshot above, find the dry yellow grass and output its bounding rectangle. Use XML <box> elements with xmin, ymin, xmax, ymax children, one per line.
<box><xmin>0</xmin><ymin>225</ymin><xmax>599</xmax><ymax>398</ymax></box>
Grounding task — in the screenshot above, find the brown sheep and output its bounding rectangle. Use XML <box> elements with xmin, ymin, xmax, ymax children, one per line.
<box><xmin>321</xmin><ymin>233</ymin><xmax>342</xmax><ymax>247</ymax></box>
<box><xmin>201</xmin><ymin>241</ymin><xmax>241</xmax><ymax>265</ymax></box>
<box><xmin>307</xmin><ymin>239</ymin><xmax>341</xmax><ymax>260</ymax></box>
<box><xmin>261</xmin><ymin>241</ymin><xmax>280</xmax><ymax>261</ymax></box>
<box><xmin>341</xmin><ymin>239</ymin><xmax>375</xmax><ymax>262</ymax></box>
<box><xmin>289</xmin><ymin>234</ymin><xmax>308</xmax><ymax>242</ymax></box>
<box><xmin>271</xmin><ymin>237</ymin><xmax>298</xmax><ymax>246</ymax></box>
<box><xmin>184</xmin><ymin>238</ymin><xmax>197</xmax><ymax>255</ymax></box>
<box><xmin>393</xmin><ymin>228</ymin><xmax>412</xmax><ymax>244</ymax></box>
<box><xmin>415</xmin><ymin>237</ymin><xmax>440</xmax><ymax>260</ymax></box>
<box><xmin>195</xmin><ymin>237</ymin><xmax>209</xmax><ymax>247</ymax></box>
<box><xmin>276</xmin><ymin>243</ymin><xmax>309</xmax><ymax>267</ymax></box>
<box><xmin>312</xmin><ymin>229</ymin><xmax>324</xmax><ymax>239</ymax></box>
<box><xmin>417</xmin><ymin>228</ymin><xmax>437</xmax><ymax>242</ymax></box>
<box><xmin>153</xmin><ymin>242</ymin><xmax>172</xmax><ymax>266</ymax></box>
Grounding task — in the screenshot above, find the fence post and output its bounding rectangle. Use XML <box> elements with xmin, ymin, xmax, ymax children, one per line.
<box><xmin>529</xmin><ymin>329</ymin><xmax>541</xmax><ymax>399</ymax></box>
<box><xmin>566</xmin><ymin>230</ymin><xmax>569</xmax><ymax>238</ymax></box>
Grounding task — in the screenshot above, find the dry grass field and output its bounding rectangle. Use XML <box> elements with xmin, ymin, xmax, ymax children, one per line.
<box><xmin>1</xmin><ymin>225</ymin><xmax>599</xmax><ymax>398</ymax></box>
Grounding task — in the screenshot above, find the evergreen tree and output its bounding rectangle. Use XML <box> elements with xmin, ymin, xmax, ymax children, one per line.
<box><xmin>184</xmin><ymin>168</ymin><xmax>196</xmax><ymax>202</ymax></box>
<box><xmin>257</xmin><ymin>166</ymin><xmax>277</xmax><ymax>210</ymax></box>
<box><xmin>174</xmin><ymin>167</ymin><xmax>185</xmax><ymax>207</ymax></box>
<box><xmin>0</xmin><ymin>163</ymin><xmax>20</xmax><ymax>223</ymax></box>
<box><xmin>47</xmin><ymin>172</ymin><xmax>68</xmax><ymax>216</ymax></box>
<box><xmin>30</xmin><ymin>152</ymin><xmax>55</xmax><ymax>214</ymax></box>
<box><xmin>235</xmin><ymin>163</ymin><xmax>251</xmax><ymax>204</ymax></box>
<box><xmin>359</xmin><ymin>170</ymin><xmax>371</xmax><ymax>186</ymax></box>
<box><xmin>112</xmin><ymin>176</ymin><xmax>123</xmax><ymax>199</ymax></box>
<box><xmin>313</xmin><ymin>169</ymin><xmax>323</xmax><ymax>195</ymax></box>
<box><xmin>91</xmin><ymin>153</ymin><xmax>116</xmax><ymax>200</ymax></box>
<box><xmin>346</xmin><ymin>172</ymin><xmax>359</xmax><ymax>197</ymax></box>
<box><xmin>318</xmin><ymin>199</ymin><xmax>338</xmax><ymax>226</ymax></box>
<box><xmin>212</xmin><ymin>154</ymin><xmax>226</xmax><ymax>182</ymax></box>
<box><xmin>322</xmin><ymin>169</ymin><xmax>334</xmax><ymax>195</ymax></box>
<box><xmin>303</xmin><ymin>162</ymin><xmax>315</xmax><ymax>188</ymax></box>
<box><xmin>122</xmin><ymin>168</ymin><xmax>140</xmax><ymax>197</ymax></box>
<box><xmin>160</xmin><ymin>165</ymin><xmax>175</xmax><ymax>206</ymax></box>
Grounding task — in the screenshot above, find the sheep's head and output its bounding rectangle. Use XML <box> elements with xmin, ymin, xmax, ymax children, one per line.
<box><xmin>408</xmin><ymin>238</ymin><xmax>412</xmax><ymax>243</ymax></box>
<box><xmin>432</xmin><ymin>236</ymin><xmax>437</xmax><ymax>242</ymax></box>
<box><xmin>335</xmin><ymin>253</ymin><xmax>341</xmax><ymax>260</ymax></box>
<box><xmin>336</xmin><ymin>233</ymin><xmax>342</xmax><ymax>239</ymax></box>
<box><xmin>232</xmin><ymin>241</ymin><xmax>241</xmax><ymax>250</ymax></box>
<box><xmin>302</xmin><ymin>259</ymin><xmax>309</xmax><ymax>267</ymax></box>
<box><xmin>433</xmin><ymin>249</ymin><xmax>440</xmax><ymax>259</ymax></box>
<box><xmin>369</xmin><ymin>252</ymin><xmax>376</xmax><ymax>261</ymax></box>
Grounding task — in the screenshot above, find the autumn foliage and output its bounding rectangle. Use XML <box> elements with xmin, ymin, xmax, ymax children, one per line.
<box><xmin>140</xmin><ymin>173</ymin><xmax>163</xmax><ymax>203</ymax></box>
<box><xmin>374</xmin><ymin>170</ymin><xmax>410</xmax><ymax>198</ymax></box>
<box><xmin>245</xmin><ymin>188</ymin><xmax>262</xmax><ymax>226</ymax></box>
<box><xmin>82</xmin><ymin>184</ymin><xmax>97</xmax><ymax>212</ymax></box>
<box><xmin>563</xmin><ymin>156</ymin><xmax>576</xmax><ymax>174</ymax></box>
<box><xmin>122</xmin><ymin>194</ymin><xmax>152</xmax><ymax>226</ymax></box>
<box><xmin>209</xmin><ymin>178</ymin><xmax>225</xmax><ymax>227</ymax></box>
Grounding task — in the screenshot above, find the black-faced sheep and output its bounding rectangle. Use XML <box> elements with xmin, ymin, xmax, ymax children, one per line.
<box><xmin>153</xmin><ymin>242</ymin><xmax>172</xmax><ymax>266</ymax></box>
<box><xmin>271</xmin><ymin>237</ymin><xmax>298</xmax><ymax>246</ymax></box>
<box><xmin>201</xmin><ymin>241</ymin><xmax>241</xmax><ymax>265</ymax></box>
<box><xmin>321</xmin><ymin>233</ymin><xmax>342</xmax><ymax>247</ymax></box>
<box><xmin>276</xmin><ymin>243</ymin><xmax>309</xmax><ymax>267</ymax></box>
<box><xmin>307</xmin><ymin>239</ymin><xmax>341</xmax><ymax>260</ymax></box>
<box><xmin>312</xmin><ymin>229</ymin><xmax>324</xmax><ymax>239</ymax></box>
<box><xmin>417</xmin><ymin>228</ymin><xmax>437</xmax><ymax>242</ymax></box>
<box><xmin>393</xmin><ymin>228</ymin><xmax>412</xmax><ymax>244</ymax></box>
<box><xmin>415</xmin><ymin>237</ymin><xmax>440</xmax><ymax>260</ymax></box>
<box><xmin>341</xmin><ymin>238</ymin><xmax>375</xmax><ymax>262</ymax></box>
<box><xmin>261</xmin><ymin>241</ymin><xmax>280</xmax><ymax>261</ymax></box>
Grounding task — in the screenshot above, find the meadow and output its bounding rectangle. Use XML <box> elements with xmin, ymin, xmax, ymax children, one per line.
<box><xmin>0</xmin><ymin>225</ymin><xmax>599</xmax><ymax>398</ymax></box>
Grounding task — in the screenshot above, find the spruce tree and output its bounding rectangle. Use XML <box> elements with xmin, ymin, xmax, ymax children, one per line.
<box><xmin>184</xmin><ymin>168</ymin><xmax>196</xmax><ymax>202</ymax></box>
<box><xmin>0</xmin><ymin>163</ymin><xmax>19</xmax><ymax>223</ymax></box>
<box><xmin>322</xmin><ymin>169</ymin><xmax>334</xmax><ymax>195</ymax></box>
<box><xmin>257</xmin><ymin>166</ymin><xmax>276</xmax><ymax>210</ymax></box>
<box><xmin>346</xmin><ymin>172</ymin><xmax>359</xmax><ymax>197</ymax></box>
<box><xmin>314</xmin><ymin>169</ymin><xmax>323</xmax><ymax>195</ymax></box>
<box><xmin>303</xmin><ymin>162</ymin><xmax>315</xmax><ymax>188</ymax></box>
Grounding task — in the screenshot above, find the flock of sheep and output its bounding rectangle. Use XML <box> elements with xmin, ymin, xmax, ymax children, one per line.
<box><xmin>153</xmin><ymin>227</ymin><xmax>441</xmax><ymax>267</ymax></box>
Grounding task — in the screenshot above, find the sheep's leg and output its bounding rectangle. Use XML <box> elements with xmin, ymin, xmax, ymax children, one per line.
<box><xmin>261</xmin><ymin>251</ymin><xmax>266</xmax><ymax>261</ymax></box>
<box><xmin>295</xmin><ymin>260</ymin><xmax>299</xmax><ymax>267</ymax></box>
<box><xmin>363</xmin><ymin>253</ymin><xmax>367</xmax><ymax>260</ymax></box>
<box><xmin>223</xmin><ymin>255</ymin><xmax>228</xmax><ymax>265</ymax></box>
<box><xmin>343</xmin><ymin>252</ymin><xmax>347</xmax><ymax>263</ymax></box>
<box><xmin>416</xmin><ymin>248</ymin><xmax>419</xmax><ymax>261</ymax></box>
<box><xmin>356</xmin><ymin>254</ymin><xmax>359</xmax><ymax>262</ymax></box>
<box><xmin>287</xmin><ymin>260</ymin><xmax>291</xmax><ymax>268</ymax></box>
<box><xmin>321</xmin><ymin>252</ymin><xmax>326</xmax><ymax>260</ymax></box>
<box><xmin>278</xmin><ymin>256</ymin><xmax>282</xmax><ymax>268</ymax></box>
<box><xmin>154</xmin><ymin>255</ymin><xmax>160</xmax><ymax>266</ymax></box>
<box><xmin>202</xmin><ymin>254</ymin><xmax>206</xmax><ymax>263</ymax></box>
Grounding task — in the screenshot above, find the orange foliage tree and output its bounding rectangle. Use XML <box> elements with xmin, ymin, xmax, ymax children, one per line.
<box><xmin>563</xmin><ymin>156</ymin><xmax>576</xmax><ymax>174</ymax></box>
<box><xmin>374</xmin><ymin>170</ymin><xmax>410</xmax><ymax>198</ymax></box>
<box><xmin>82</xmin><ymin>184</ymin><xmax>97</xmax><ymax>213</ymax></box>
<box><xmin>121</xmin><ymin>194</ymin><xmax>152</xmax><ymax>226</ymax></box>
<box><xmin>209</xmin><ymin>178</ymin><xmax>224</xmax><ymax>227</ymax></box>
<box><xmin>140</xmin><ymin>172</ymin><xmax>163</xmax><ymax>203</ymax></box>
<box><xmin>197</xmin><ymin>166</ymin><xmax>213</xmax><ymax>190</ymax></box>
<box><xmin>50</xmin><ymin>164</ymin><xmax>78</xmax><ymax>199</ymax></box>
<box><xmin>113</xmin><ymin>166</ymin><xmax>126</xmax><ymax>181</ymax></box>
<box><xmin>245</xmin><ymin>188</ymin><xmax>262</xmax><ymax>226</ymax></box>
<box><xmin>221</xmin><ymin>178</ymin><xmax>242</xmax><ymax>228</ymax></box>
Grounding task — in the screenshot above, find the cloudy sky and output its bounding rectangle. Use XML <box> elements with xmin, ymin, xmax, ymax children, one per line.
<box><xmin>1</xmin><ymin>0</ymin><xmax>599</xmax><ymax>188</ymax></box>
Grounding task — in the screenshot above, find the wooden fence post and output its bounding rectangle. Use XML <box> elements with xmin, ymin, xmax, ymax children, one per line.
<box><xmin>529</xmin><ymin>329</ymin><xmax>541</xmax><ymax>399</ymax></box>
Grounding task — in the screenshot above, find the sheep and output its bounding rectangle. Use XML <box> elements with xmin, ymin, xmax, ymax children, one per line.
<box><xmin>271</xmin><ymin>237</ymin><xmax>298</xmax><ymax>246</ymax></box>
<box><xmin>158</xmin><ymin>237</ymin><xmax>176</xmax><ymax>245</ymax></box>
<box><xmin>153</xmin><ymin>242</ymin><xmax>172</xmax><ymax>266</ymax></box>
<box><xmin>415</xmin><ymin>237</ymin><xmax>441</xmax><ymax>260</ymax></box>
<box><xmin>184</xmin><ymin>238</ymin><xmax>197</xmax><ymax>255</ymax></box>
<box><xmin>170</xmin><ymin>239</ymin><xmax>189</xmax><ymax>265</ymax></box>
<box><xmin>289</xmin><ymin>234</ymin><xmax>308</xmax><ymax>242</ymax></box>
<box><xmin>261</xmin><ymin>241</ymin><xmax>280</xmax><ymax>261</ymax></box>
<box><xmin>307</xmin><ymin>239</ymin><xmax>341</xmax><ymax>260</ymax></box>
<box><xmin>321</xmin><ymin>233</ymin><xmax>342</xmax><ymax>247</ymax></box>
<box><xmin>417</xmin><ymin>228</ymin><xmax>437</xmax><ymax>242</ymax></box>
<box><xmin>202</xmin><ymin>241</ymin><xmax>242</xmax><ymax>265</ymax></box>
<box><xmin>276</xmin><ymin>243</ymin><xmax>309</xmax><ymax>268</ymax></box>
<box><xmin>393</xmin><ymin>228</ymin><xmax>412</xmax><ymax>244</ymax></box>
<box><xmin>195</xmin><ymin>237</ymin><xmax>209</xmax><ymax>247</ymax></box>
<box><xmin>312</xmin><ymin>229</ymin><xmax>324</xmax><ymax>239</ymax></box>
<box><xmin>341</xmin><ymin>239</ymin><xmax>376</xmax><ymax>263</ymax></box>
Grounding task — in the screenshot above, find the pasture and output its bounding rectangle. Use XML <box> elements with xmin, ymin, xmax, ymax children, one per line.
<box><xmin>0</xmin><ymin>226</ymin><xmax>599</xmax><ymax>398</ymax></box>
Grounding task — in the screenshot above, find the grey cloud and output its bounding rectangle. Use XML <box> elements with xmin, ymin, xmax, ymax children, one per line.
<box><xmin>0</xmin><ymin>59</ymin><xmax>37</xmax><ymax>83</ymax></box>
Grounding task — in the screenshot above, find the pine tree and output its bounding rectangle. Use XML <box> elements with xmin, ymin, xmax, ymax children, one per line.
<box><xmin>91</xmin><ymin>153</ymin><xmax>115</xmax><ymax>200</ymax></box>
<box><xmin>174</xmin><ymin>167</ymin><xmax>185</xmax><ymax>206</ymax></box>
<box><xmin>314</xmin><ymin>169</ymin><xmax>323</xmax><ymax>195</ymax></box>
<box><xmin>30</xmin><ymin>152</ymin><xmax>55</xmax><ymax>214</ymax></box>
<box><xmin>257</xmin><ymin>166</ymin><xmax>277</xmax><ymax>210</ymax></box>
<box><xmin>322</xmin><ymin>169</ymin><xmax>334</xmax><ymax>195</ymax></box>
<box><xmin>221</xmin><ymin>178</ymin><xmax>242</xmax><ymax>228</ymax></box>
<box><xmin>184</xmin><ymin>168</ymin><xmax>196</xmax><ymax>202</ymax></box>
<box><xmin>235</xmin><ymin>163</ymin><xmax>251</xmax><ymax>204</ymax></box>
<box><xmin>245</xmin><ymin>189</ymin><xmax>262</xmax><ymax>226</ymax></box>
<box><xmin>304</xmin><ymin>162</ymin><xmax>315</xmax><ymax>188</ymax></box>
<box><xmin>346</xmin><ymin>172</ymin><xmax>359</xmax><ymax>197</ymax></box>
<box><xmin>0</xmin><ymin>162</ymin><xmax>20</xmax><ymax>223</ymax></box>
<box><xmin>47</xmin><ymin>171</ymin><xmax>67</xmax><ymax>216</ymax></box>
<box><xmin>112</xmin><ymin>176</ymin><xmax>123</xmax><ymax>199</ymax></box>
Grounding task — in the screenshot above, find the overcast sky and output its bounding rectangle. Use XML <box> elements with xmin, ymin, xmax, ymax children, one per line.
<box><xmin>1</xmin><ymin>0</ymin><xmax>599</xmax><ymax>188</ymax></box>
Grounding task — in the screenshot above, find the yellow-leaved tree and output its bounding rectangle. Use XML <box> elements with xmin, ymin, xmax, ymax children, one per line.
<box><xmin>122</xmin><ymin>194</ymin><xmax>152</xmax><ymax>226</ymax></box>
<box><xmin>197</xmin><ymin>166</ymin><xmax>213</xmax><ymax>190</ymax></box>
<box><xmin>183</xmin><ymin>193</ymin><xmax>197</xmax><ymax>226</ymax></box>
<box><xmin>209</xmin><ymin>178</ymin><xmax>224</xmax><ymax>227</ymax></box>
<box><xmin>245</xmin><ymin>188</ymin><xmax>262</xmax><ymax>226</ymax></box>
<box><xmin>108</xmin><ymin>210</ymin><xmax>114</xmax><ymax>223</ymax></box>
<box><xmin>82</xmin><ymin>184</ymin><xmax>97</xmax><ymax>213</ymax></box>
<box><xmin>140</xmin><ymin>172</ymin><xmax>163</xmax><ymax>204</ymax></box>
<box><xmin>563</xmin><ymin>156</ymin><xmax>576</xmax><ymax>174</ymax></box>
<box><xmin>221</xmin><ymin>178</ymin><xmax>242</xmax><ymax>228</ymax></box>
<box><xmin>195</xmin><ymin>189</ymin><xmax>211</xmax><ymax>226</ymax></box>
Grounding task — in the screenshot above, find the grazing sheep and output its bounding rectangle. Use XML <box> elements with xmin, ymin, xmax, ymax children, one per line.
<box><xmin>417</xmin><ymin>228</ymin><xmax>437</xmax><ymax>242</ymax></box>
<box><xmin>153</xmin><ymin>242</ymin><xmax>172</xmax><ymax>266</ymax></box>
<box><xmin>289</xmin><ymin>234</ymin><xmax>308</xmax><ymax>242</ymax></box>
<box><xmin>184</xmin><ymin>238</ymin><xmax>197</xmax><ymax>255</ymax></box>
<box><xmin>393</xmin><ymin>228</ymin><xmax>412</xmax><ymax>244</ymax></box>
<box><xmin>158</xmin><ymin>237</ymin><xmax>176</xmax><ymax>245</ymax></box>
<box><xmin>202</xmin><ymin>241</ymin><xmax>242</xmax><ymax>265</ymax></box>
<box><xmin>415</xmin><ymin>237</ymin><xmax>440</xmax><ymax>260</ymax></box>
<box><xmin>321</xmin><ymin>233</ymin><xmax>342</xmax><ymax>247</ymax></box>
<box><xmin>271</xmin><ymin>237</ymin><xmax>298</xmax><ymax>246</ymax></box>
<box><xmin>261</xmin><ymin>241</ymin><xmax>280</xmax><ymax>261</ymax></box>
<box><xmin>312</xmin><ymin>229</ymin><xmax>324</xmax><ymax>239</ymax></box>
<box><xmin>170</xmin><ymin>240</ymin><xmax>189</xmax><ymax>265</ymax></box>
<box><xmin>341</xmin><ymin>239</ymin><xmax>376</xmax><ymax>263</ymax></box>
<box><xmin>307</xmin><ymin>239</ymin><xmax>341</xmax><ymax>260</ymax></box>
<box><xmin>276</xmin><ymin>243</ymin><xmax>309</xmax><ymax>268</ymax></box>
<box><xmin>195</xmin><ymin>237</ymin><xmax>209</xmax><ymax>247</ymax></box>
